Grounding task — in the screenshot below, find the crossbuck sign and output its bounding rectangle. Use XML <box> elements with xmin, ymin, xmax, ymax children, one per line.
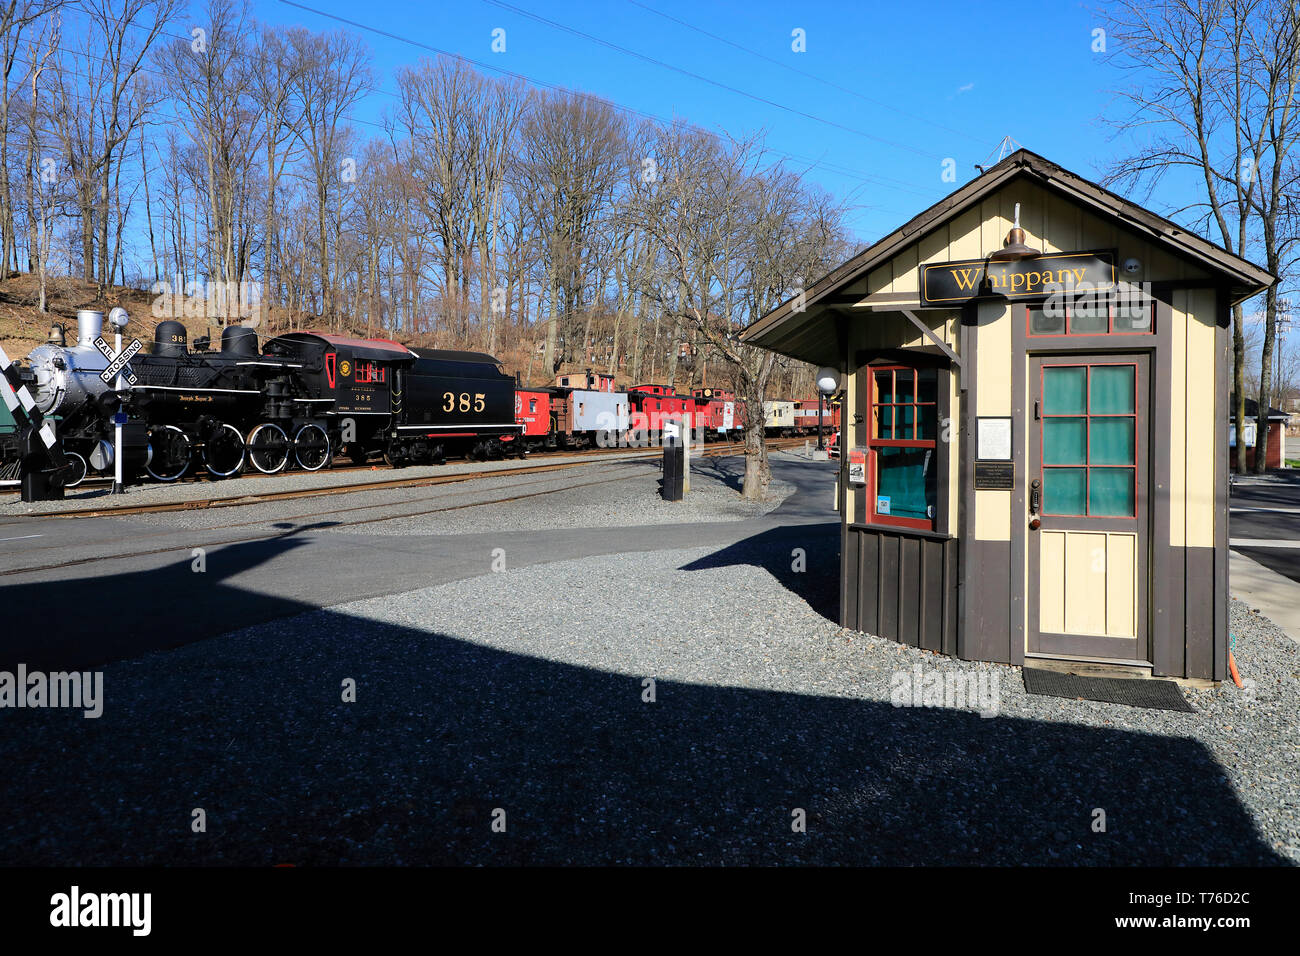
<box><xmin>95</xmin><ymin>336</ymin><xmax>141</xmax><ymax>386</ymax></box>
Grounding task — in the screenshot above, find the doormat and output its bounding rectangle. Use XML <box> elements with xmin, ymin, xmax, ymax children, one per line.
<box><xmin>1022</xmin><ymin>668</ymin><xmax>1195</xmax><ymax>712</ymax></box>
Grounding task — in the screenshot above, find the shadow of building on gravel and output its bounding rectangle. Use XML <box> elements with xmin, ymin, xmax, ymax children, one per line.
<box><xmin>0</xmin><ymin>597</ymin><xmax>1286</xmax><ymax>867</ymax></box>
<box><xmin>679</xmin><ymin>523</ymin><xmax>841</xmax><ymax>624</ymax></box>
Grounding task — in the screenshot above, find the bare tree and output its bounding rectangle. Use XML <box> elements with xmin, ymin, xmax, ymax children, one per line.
<box><xmin>1</xmin><ymin>1</ymin><xmax>64</xmax><ymax>275</ymax></box>
<box><xmin>516</xmin><ymin>90</ymin><xmax>625</xmax><ymax>375</ymax></box>
<box><xmin>251</xmin><ymin>24</ymin><xmax>303</xmax><ymax>310</ymax></box>
<box><xmin>1103</xmin><ymin>0</ymin><xmax>1300</xmax><ymax>472</ymax></box>
<box><xmin>632</xmin><ymin>126</ymin><xmax>849</xmax><ymax>498</ymax></box>
<box><xmin>287</xmin><ymin>26</ymin><xmax>370</xmax><ymax>325</ymax></box>
<box><xmin>156</xmin><ymin>0</ymin><xmax>258</xmax><ymax>330</ymax></box>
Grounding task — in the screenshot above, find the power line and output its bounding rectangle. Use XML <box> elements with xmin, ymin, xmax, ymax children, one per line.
<box><xmin>478</xmin><ymin>0</ymin><xmax>940</xmax><ymax>159</ymax></box>
<box><xmin>44</xmin><ymin>0</ymin><xmax>938</xmax><ymax>203</ymax></box>
<box><xmin>622</xmin><ymin>0</ymin><xmax>987</xmax><ymax>145</ymax></box>
<box><xmin>277</xmin><ymin>0</ymin><xmax>939</xmax><ymax>200</ymax></box>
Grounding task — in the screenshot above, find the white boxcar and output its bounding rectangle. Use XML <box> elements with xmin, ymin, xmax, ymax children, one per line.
<box><xmin>763</xmin><ymin>400</ymin><xmax>795</xmax><ymax>431</ymax></box>
<box><xmin>572</xmin><ymin>389</ymin><xmax>630</xmax><ymax>432</ymax></box>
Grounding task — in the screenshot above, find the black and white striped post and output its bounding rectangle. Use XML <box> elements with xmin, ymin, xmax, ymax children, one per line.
<box><xmin>0</xmin><ymin>343</ymin><xmax>67</xmax><ymax>502</ymax></box>
<box><xmin>104</xmin><ymin>308</ymin><xmax>134</xmax><ymax>495</ymax></box>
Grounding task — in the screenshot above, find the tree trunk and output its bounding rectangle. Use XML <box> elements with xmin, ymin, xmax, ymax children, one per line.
<box><xmin>740</xmin><ymin>394</ymin><xmax>770</xmax><ymax>499</ymax></box>
<box><xmin>1254</xmin><ymin>286</ymin><xmax>1277</xmax><ymax>473</ymax></box>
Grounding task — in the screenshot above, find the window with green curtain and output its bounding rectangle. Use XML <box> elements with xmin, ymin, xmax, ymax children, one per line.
<box><xmin>1041</xmin><ymin>363</ymin><xmax>1136</xmax><ymax>517</ymax></box>
<box><xmin>876</xmin><ymin>446</ymin><xmax>935</xmax><ymax>521</ymax></box>
<box><xmin>870</xmin><ymin>365</ymin><xmax>940</xmax><ymax>527</ymax></box>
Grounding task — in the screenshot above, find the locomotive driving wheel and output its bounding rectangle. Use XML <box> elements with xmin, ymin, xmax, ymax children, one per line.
<box><xmin>145</xmin><ymin>425</ymin><xmax>192</xmax><ymax>482</ymax></box>
<box><xmin>203</xmin><ymin>423</ymin><xmax>246</xmax><ymax>479</ymax></box>
<box><xmin>246</xmin><ymin>423</ymin><xmax>290</xmax><ymax>474</ymax></box>
<box><xmin>293</xmin><ymin>423</ymin><xmax>331</xmax><ymax>472</ymax></box>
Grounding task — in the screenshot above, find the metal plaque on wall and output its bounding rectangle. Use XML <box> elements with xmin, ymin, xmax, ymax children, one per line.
<box><xmin>973</xmin><ymin>460</ymin><xmax>1014</xmax><ymax>490</ymax></box>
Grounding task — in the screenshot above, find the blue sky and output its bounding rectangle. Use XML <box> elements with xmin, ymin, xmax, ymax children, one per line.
<box><xmin>257</xmin><ymin>0</ymin><xmax>1145</xmax><ymax>244</ymax></box>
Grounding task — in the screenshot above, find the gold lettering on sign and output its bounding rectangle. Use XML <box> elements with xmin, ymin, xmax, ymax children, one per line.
<box><xmin>923</xmin><ymin>253</ymin><xmax>1115</xmax><ymax>305</ymax></box>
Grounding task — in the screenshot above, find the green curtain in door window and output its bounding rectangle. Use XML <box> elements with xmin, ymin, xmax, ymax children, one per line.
<box><xmin>1089</xmin><ymin>418</ymin><xmax>1134</xmax><ymax>465</ymax></box>
<box><xmin>1043</xmin><ymin>366</ymin><xmax>1087</xmax><ymax>414</ymax></box>
<box><xmin>1089</xmin><ymin>467</ymin><xmax>1135</xmax><ymax>516</ymax></box>
<box><xmin>1044</xmin><ymin>417</ymin><xmax>1087</xmax><ymax>464</ymax></box>
<box><xmin>1090</xmin><ymin>365</ymin><xmax>1135</xmax><ymax>414</ymax></box>
<box><xmin>1043</xmin><ymin>467</ymin><xmax>1087</xmax><ymax>515</ymax></box>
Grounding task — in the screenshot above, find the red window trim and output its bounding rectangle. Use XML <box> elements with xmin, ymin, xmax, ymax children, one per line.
<box><xmin>865</xmin><ymin>365</ymin><xmax>939</xmax><ymax>531</ymax></box>
<box><xmin>1024</xmin><ymin>300</ymin><xmax>1156</xmax><ymax>337</ymax></box>
<box><xmin>1038</xmin><ymin>361</ymin><xmax>1138</xmax><ymax>518</ymax></box>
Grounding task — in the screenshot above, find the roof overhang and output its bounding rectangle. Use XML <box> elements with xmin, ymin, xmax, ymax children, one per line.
<box><xmin>742</xmin><ymin>149</ymin><xmax>1275</xmax><ymax>364</ymax></box>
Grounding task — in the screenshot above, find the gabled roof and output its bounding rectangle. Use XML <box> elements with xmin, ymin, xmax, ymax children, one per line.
<box><xmin>742</xmin><ymin>149</ymin><xmax>1275</xmax><ymax>359</ymax></box>
<box><xmin>1232</xmin><ymin>396</ymin><xmax>1289</xmax><ymax>420</ymax></box>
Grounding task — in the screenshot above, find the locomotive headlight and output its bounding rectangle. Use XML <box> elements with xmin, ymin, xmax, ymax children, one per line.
<box><xmin>108</xmin><ymin>307</ymin><xmax>129</xmax><ymax>330</ymax></box>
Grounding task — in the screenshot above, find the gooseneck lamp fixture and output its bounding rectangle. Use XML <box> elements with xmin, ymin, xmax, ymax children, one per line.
<box><xmin>988</xmin><ymin>203</ymin><xmax>1041</xmax><ymax>261</ymax></box>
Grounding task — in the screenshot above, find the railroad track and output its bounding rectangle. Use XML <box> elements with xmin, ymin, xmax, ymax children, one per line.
<box><xmin>2</xmin><ymin>437</ymin><xmax>806</xmax><ymax>522</ymax></box>
<box><xmin>0</xmin><ymin>438</ymin><xmax>812</xmax><ymax>577</ymax></box>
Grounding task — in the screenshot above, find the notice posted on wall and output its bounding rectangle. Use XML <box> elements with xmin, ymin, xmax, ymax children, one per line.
<box><xmin>977</xmin><ymin>417</ymin><xmax>1012</xmax><ymax>460</ymax></box>
<box><xmin>848</xmin><ymin>448</ymin><xmax>867</xmax><ymax>485</ymax></box>
<box><xmin>876</xmin><ymin>496</ymin><xmax>891</xmax><ymax>515</ymax></box>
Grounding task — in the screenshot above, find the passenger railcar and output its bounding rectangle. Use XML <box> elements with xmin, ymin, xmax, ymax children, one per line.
<box><xmin>792</xmin><ymin>398</ymin><xmax>838</xmax><ymax>433</ymax></box>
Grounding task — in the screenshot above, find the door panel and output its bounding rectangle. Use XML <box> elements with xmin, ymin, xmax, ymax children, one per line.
<box><xmin>1028</xmin><ymin>354</ymin><xmax>1149</xmax><ymax>661</ymax></box>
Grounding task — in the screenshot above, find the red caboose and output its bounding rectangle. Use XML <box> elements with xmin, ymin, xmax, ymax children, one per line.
<box><xmin>690</xmin><ymin>387</ymin><xmax>741</xmax><ymax>439</ymax></box>
<box><xmin>628</xmin><ymin>384</ymin><xmax>693</xmax><ymax>438</ymax></box>
<box><xmin>515</xmin><ymin>388</ymin><xmax>555</xmax><ymax>450</ymax></box>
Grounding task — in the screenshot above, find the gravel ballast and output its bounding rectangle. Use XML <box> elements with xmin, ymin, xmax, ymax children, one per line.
<box><xmin>2</xmin><ymin>530</ymin><xmax>1294</xmax><ymax>866</ymax></box>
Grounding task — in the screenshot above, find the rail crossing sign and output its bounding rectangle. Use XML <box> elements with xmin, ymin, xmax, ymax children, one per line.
<box><xmin>95</xmin><ymin>336</ymin><xmax>141</xmax><ymax>386</ymax></box>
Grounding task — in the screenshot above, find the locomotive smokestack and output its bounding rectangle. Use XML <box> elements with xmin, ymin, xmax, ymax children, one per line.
<box><xmin>76</xmin><ymin>310</ymin><xmax>104</xmax><ymax>347</ymax></box>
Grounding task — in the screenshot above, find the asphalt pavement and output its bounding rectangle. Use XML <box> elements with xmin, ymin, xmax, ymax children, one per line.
<box><xmin>0</xmin><ymin>454</ymin><xmax>835</xmax><ymax>671</ymax></box>
<box><xmin>1230</xmin><ymin>471</ymin><xmax>1300</xmax><ymax>583</ymax></box>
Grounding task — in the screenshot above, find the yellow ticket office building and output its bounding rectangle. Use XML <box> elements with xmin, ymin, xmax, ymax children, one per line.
<box><xmin>743</xmin><ymin>150</ymin><xmax>1272</xmax><ymax>682</ymax></box>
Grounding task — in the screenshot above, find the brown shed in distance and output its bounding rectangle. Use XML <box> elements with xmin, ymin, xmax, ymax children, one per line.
<box><xmin>742</xmin><ymin>150</ymin><xmax>1273</xmax><ymax>682</ymax></box>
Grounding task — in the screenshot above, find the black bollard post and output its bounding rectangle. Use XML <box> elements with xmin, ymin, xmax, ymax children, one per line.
<box><xmin>19</xmin><ymin>425</ymin><xmax>64</xmax><ymax>502</ymax></box>
<box><xmin>660</xmin><ymin>434</ymin><xmax>684</xmax><ymax>501</ymax></box>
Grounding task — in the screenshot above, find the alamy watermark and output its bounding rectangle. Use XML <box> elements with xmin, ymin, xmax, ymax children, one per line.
<box><xmin>0</xmin><ymin>664</ymin><xmax>103</xmax><ymax>718</ymax></box>
<box><xmin>890</xmin><ymin>663</ymin><xmax>1000</xmax><ymax>718</ymax></box>
<box><xmin>150</xmin><ymin>275</ymin><xmax>263</xmax><ymax>325</ymax></box>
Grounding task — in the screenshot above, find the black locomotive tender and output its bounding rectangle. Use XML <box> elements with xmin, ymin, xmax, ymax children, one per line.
<box><xmin>17</xmin><ymin>309</ymin><xmax>522</xmax><ymax>485</ymax></box>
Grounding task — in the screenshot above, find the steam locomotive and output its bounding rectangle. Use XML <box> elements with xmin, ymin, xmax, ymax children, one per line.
<box><xmin>13</xmin><ymin>310</ymin><xmax>521</xmax><ymax>485</ymax></box>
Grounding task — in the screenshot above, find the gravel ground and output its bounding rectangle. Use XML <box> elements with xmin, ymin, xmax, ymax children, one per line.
<box><xmin>96</xmin><ymin>455</ymin><xmax>794</xmax><ymax>538</ymax></box>
<box><xmin>1</xmin><ymin>531</ymin><xmax>1294</xmax><ymax>866</ymax></box>
<box><xmin>314</xmin><ymin>456</ymin><xmax>795</xmax><ymax>535</ymax></box>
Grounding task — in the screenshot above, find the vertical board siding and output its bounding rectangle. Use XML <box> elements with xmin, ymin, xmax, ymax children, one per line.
<box><xmin>844</xmin><ymin>526</ymin><xmax>959</xmax><ymax>652</ymax></box>
<box><xmin>858</xmin><ymin>179</ymin><xmax>1210</xmax><ymax>301</ymax></box>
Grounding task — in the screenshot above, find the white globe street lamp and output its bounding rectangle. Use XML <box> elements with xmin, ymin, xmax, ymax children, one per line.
<box><xmin>815</xmin><ymin>366</ymin><xmax>840</xmax><ymax>450</ymax></box>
